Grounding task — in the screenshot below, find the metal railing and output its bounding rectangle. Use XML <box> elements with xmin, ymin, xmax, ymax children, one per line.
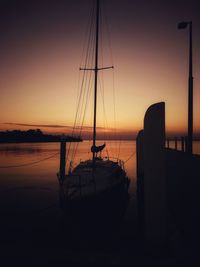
<box><xmin>166</xmin><ymin>136</ymin><xmax>188</xmax><ymax>152</ymax></box>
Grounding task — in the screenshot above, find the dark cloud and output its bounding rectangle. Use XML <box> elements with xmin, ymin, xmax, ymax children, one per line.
<box><xmin>3</xmin><ymin>122</ymin><xmax>71</xmax><ymax>128</ymax></box>
<box><xmin>2</xmin><ymin>122</ymin><xmax>105</xmax><ymax>130</ymax></box>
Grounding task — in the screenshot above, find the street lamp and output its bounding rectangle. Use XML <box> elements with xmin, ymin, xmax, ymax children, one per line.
<box><xmin>178</xmin><ymin>21</ymin><xmax>193</xmax><ymax>154</ymax></box>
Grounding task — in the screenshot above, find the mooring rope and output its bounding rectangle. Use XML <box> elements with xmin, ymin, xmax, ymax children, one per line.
<box><xmin>0</xmin><ymin>152</ymin><xmax>59</xmax><ymax>168</ymax></box>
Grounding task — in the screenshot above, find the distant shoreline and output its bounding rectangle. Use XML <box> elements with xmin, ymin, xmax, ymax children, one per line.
<box><xmin>0</xmin><ymin>129</ymin><xmax>200</xmax><ymax>143</ymax></box>
<box><xmin>1</xmin><ymin>139</ymin><xmax>200</xmax><ymax>144</ymax></box>
<box><xmin>0</xmin><ymin>129</ymin><xmax>82</xmax><ymax>144</ymax></box>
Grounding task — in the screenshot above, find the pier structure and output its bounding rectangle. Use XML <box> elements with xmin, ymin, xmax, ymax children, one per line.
<box><xmin>137</xmin><ymin>102</ymin><xmax>168</xmax><ymax>246</ymax></box>
<box><xmin>137</xmin><ymin>101</ymin><xmax>200</xmax><ymax>249</ymax></box>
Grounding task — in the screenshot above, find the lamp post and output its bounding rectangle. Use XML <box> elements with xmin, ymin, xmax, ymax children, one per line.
<box><xmin>178</xmin><ymin>21</ymin><xmax>193</xmax><ymax>154</ymax></box>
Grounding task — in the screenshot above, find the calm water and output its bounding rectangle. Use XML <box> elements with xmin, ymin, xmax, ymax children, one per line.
<box><xmin>0</xmin><ymin>140</ymin><xmax>137</xmax><ymax>259</ymax></box>
<box><xmin>0</xmin><ymin>141</ymin><xmax>137</xmax><ymax>224</ymax></box>
<box><xmin>0</xmin><ymin>140</ymin><xmax>136</xmax><ymax>189</ymax></box>
<box><xmin>1</xmin><ymin>141</ymin><xmax>200</xmax><ymax>264</ymax></box>
<box><xmin>0</xmin><ymin>140</ymin><xmax>200</xmax><ymax>197</ymax></box>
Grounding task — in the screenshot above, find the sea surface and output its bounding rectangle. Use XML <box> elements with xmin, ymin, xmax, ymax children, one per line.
<box><xmin>0</xmin><ymin>141</ymin><xmax>200</xmax><ymax>265</ymax></box>
<box><xmin>1</xmin><ymin>140</ymin><xmax>199</xmax><ymax>190</ymax></box>
<box><xmin>0</xmin><ymin>140</ymin><xmax>199</xmax><ymax>217</ymax></box>
<box><xmin>0</xmin><ymin>141</ymin><xmax>137</xmax><ymax>265</ymax></box>
<box><xmin>0</xmin><ymin>140</ymin><xmax>136</xmax><ymax>191</ymax></box>
<box><xmin>0</xmin><ymin>140</ymin><xmax>137</xmax><ymax>228</ymax></box>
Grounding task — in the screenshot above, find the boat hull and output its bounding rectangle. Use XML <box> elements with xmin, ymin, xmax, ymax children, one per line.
<box><xmin>59</xmin><ymin>179</ymin><xmax>130</xmax><ymax>225</ymax></box>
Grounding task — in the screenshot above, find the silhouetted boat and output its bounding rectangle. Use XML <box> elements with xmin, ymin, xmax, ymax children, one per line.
<box><xmin>58</xmin><ymin>0</ymin><xmax>130</xmax><ymax>223</ymax></box>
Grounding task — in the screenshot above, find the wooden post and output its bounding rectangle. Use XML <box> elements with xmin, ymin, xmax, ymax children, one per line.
<box><xmin>136</xmin><ymin>130</ymin><xmax>144</xmax><ymax>241</ymax></box>
<box><xmin>59</xmin><ymin>141</ymin><xmax>66</xmax><ymax>184</ymax></box>
<box><xmin>175</xmin><ymin>137</ymin><xmax>178</xmax><ymax>150</ymax></box>
<box><xmin>181</xmin><ymin>136</ymin><xmax>185</xmax><ymax>152</ymax></box>
<box><xmin>185</xmin><ymin>136</ymin><xmax>188</xmax><ymax>153</ymax></box>
<box><xmin>167</xmin><ymin>139</ymin><xmax>170</xmax><ymax>148</ymax></box>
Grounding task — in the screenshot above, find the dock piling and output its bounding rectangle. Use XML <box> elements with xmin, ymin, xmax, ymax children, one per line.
<box><xmin>59</xmin><ymin>141</ymin><xmax>66</xmax><ymax>184</ymax></box>
<box><xmin>167</xmin><ymin>139</ymin><xmax>170</xmax><ymax>148</ymax></box>
<box><xmin>175</xmin><ymin>137</ymin><xmax>178</xmax><ymax>150</ymax></box>
<box><xmin>181</xmin><ymin>137</ymin><xmax>185</xmax><ymax>152</ymax></box>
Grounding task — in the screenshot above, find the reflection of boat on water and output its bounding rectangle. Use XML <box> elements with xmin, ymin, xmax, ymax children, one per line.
<box><xmin>58</xmin><ymin>0</ymin><xmax>130</xmax><ymax>223</ymax></box>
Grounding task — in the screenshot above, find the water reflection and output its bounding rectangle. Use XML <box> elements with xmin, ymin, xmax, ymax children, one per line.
<box><xmin>0</xmin><ymin>141</ymin><xmax>136</xmax><ymax>191</ymax></box>
<box><xmin>0</xmin><ymin>141</ymin><xmax>199</xmax><ymax>261</ymax></box>
<box><xmin>0</xmin><ymin>145</ymin><xmax>42</xmax><ymax>155</ymax></box>
<box><xmin>0</xmin><ymin>143</ymin><xmax>59</xmax><ymax>155</ymax></box>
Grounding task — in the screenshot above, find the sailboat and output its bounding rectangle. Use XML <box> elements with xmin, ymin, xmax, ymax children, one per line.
<box><xmin>58</xmin><ymin>0</ymin><xmax>130</xmax><ymax>223</ymax></box>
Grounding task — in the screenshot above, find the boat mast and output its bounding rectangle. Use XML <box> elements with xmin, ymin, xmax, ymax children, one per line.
<box><xmin>92</xmin><ymin>0</ymin><xmax>100</xmax><ymax>165</ymax></box>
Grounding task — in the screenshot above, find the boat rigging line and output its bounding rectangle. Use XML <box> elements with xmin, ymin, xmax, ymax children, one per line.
<box><xmin>65</xmin><ymin>0</ymin><xmax>121</xmax><ymax>172</ymax></box>
<box><xmin>66</xmin><ymin>2</ymin><xmax>96</xmax><ymax>172</ymax></box>
<box><xmin>123</xmin><ymin>151</ymin><xmax>136</xmax><ymax>164</ymax></box>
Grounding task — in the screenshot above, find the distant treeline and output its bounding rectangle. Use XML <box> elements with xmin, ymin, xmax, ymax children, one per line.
<box><xmin>0</xmin><ymin>129</ymin><xmax>82</xmax><ymax>143</ymax></box>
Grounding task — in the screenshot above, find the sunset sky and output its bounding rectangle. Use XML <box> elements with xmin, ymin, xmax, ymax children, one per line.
<box><xmin>0</xmin><ymin>0</ymin><xmax>200</xmax><ymax>139</ymax></box>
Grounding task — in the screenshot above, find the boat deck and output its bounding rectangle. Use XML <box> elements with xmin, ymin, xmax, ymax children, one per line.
<box><xmin>62</xmin><ymin>159</ymin><xmax>127</xmax><ymax>199</ymax></box>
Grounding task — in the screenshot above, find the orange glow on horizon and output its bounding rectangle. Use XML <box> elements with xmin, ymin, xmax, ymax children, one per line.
<box><xmin>1</xmin><ymin>1</ymin><xmax>200</xmax><ymax>139</ymax></box>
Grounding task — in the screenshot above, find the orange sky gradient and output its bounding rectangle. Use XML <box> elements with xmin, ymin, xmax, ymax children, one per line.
<box><xmin>0</xmin><ymin>0</ymin><xmax>200</xmax><ymax>139</ymax></box>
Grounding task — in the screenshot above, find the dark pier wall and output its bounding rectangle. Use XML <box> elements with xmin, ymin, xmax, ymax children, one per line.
<box><xmin>166</xmin><ymin>149</ymin><xmax>200</xmax><ymax>241</ymax></box>
<box><xmin>136</xmin><ymin>101</ymin><xmax>200</xmax><ymax>247</ymax></box>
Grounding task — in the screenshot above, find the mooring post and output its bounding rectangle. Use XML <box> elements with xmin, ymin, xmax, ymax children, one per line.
<box><xmin>167</xmin><ymin>139</ymin><xmax>170</xmax><ymax>148</ymax></box>
<box><xmin>136</xmin><ymin>130</ymin><xmax>144</xmax><ymax>243</ymax></box>
<box><xmin>59</xmin><ymin>141</ymin><xmax>66</xmax><ymax>184</ymax></box>
<box><xmin>175</xmin><ymin>137</ymin><xmax>178</xmax><ymax>150</ymax></box>
<box><xmin>181</xmin><ymin>136</ymin><xmax>185</xmax><ymax>152</ymax></box>
<box><xmin>185</xmin><ymin>136</ymin><xmax>188</xmax><ymax>153</ymax></box>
